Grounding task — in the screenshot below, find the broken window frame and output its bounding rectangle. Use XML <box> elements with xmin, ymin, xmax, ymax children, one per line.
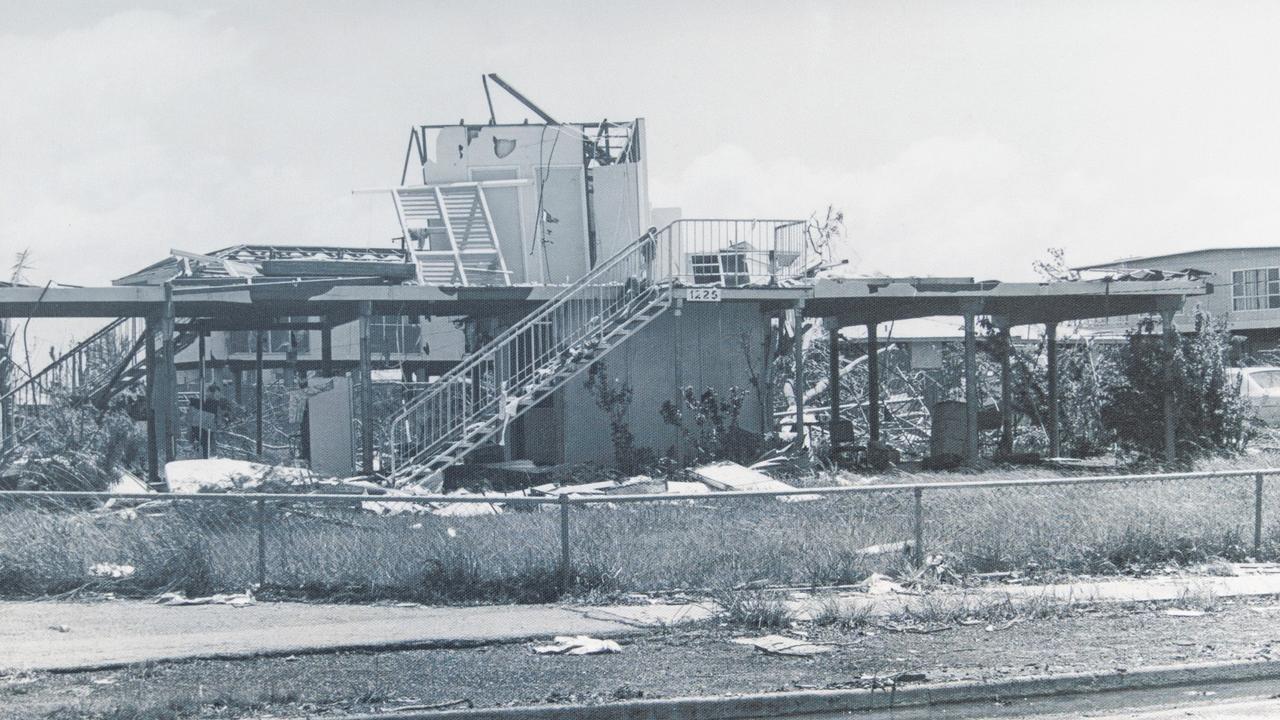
<box><xmin>369</xmin><ymin>315</ymin><xmax>421</xmax><ymax>356</ymax></box>
<box><xmin>227</xmin><ymin>319</ymin><xmax>312</xmax><ymax>355</ymax></box>
<box><xmin>688</xmin><ymin>251</ymin><xmax>751</xmax><ymax>287</ymax></box>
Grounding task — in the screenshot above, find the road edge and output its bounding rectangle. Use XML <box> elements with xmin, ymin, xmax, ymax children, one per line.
<box><xmin>334</xmin><ymin>658</ymin><xmax>1280</xmax><ymax>720</ymax></box>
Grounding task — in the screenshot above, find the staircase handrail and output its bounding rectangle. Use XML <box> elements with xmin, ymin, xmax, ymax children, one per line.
<box><xmin>395</xmin><ymin>223</ymin><xmax>665</xmax><ymax>406</ymax></box>
<box><xmin>383</xmin><ymin>223</ymin><xmax>670</xmax><ymax>473</ymax></box>
<box><xmin>0</xmin><ymin>317</ymin><xmax>132</xmax><ymax>404</ymax></box>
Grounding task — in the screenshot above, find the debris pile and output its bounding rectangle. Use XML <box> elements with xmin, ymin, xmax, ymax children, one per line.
<box><xmin>107</xmin><ymin>458</ymin><xmax>824</xmax><ymax>520</ymax></box>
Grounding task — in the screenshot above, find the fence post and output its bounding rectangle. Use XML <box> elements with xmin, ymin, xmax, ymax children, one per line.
<box><xmin>256</xmin><ymin>498</ymin><xmax>267</xmax><ymax>589</ymax></box>
<box><xmin>559</xmin><ymin>494</ymin><xmax>572</xmax><ymax>595</ymax></box>
<box><xmin>912</xmin><ymin>488</ymin><xmax>924</xmax><ymax>569</ymax></box>
<box><xmin>1255</xmin><ymin>472</ymin><xmax>1264</xmax><ymax>557</ymax></box>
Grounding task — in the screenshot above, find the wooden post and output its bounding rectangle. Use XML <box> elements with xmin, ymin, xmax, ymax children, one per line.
<box><xmin>759</xmin><ymin>309</ymin><xmax>772</xmax><ymax>436</ymax></box>
<box><xmin>963</xmin><ymin>309</ymin><xmax>979</xmax><ymax>462</ymax></box>
<box><xmin>559</xmin><ymin>493</ymin><xmax>572</xmax><ymax>595</ymax></box>
<box><xmin>999</xmin><ymin>323</ymin><xmax>1014</xmax><ymax>456</ymax></box>
<box><xmin>1046</xmin><ymin>321</ymin><xmax>1060</xmax><ymax>458</ymax></box>
<box><xmin>160</xmin><ymin>283</ymin><xmax>177</xmax><ymax>463</ymax></box>
<box><xmin>1255</xmin><ymin>472</ymin><xmax>1265</xmax><ymax>557</ymax></box>
<box><xmin>144</xmin><ymin>313</ymin><xmax>161</xmax><ymax>487</ymax></box>
<box><xmin>255</xmin><ymin>328</ymin><xmax>264</xmax><ymax>457</ymax></box>
<box><xmin>673</xmin><ymin>299</ymin><xmax>684</xmax><ymax>460</ymax></box>
<box><xmin>359</xmin><ymin>301</ymin><xmax>374</xmax><ymax>474</ymax></box>
<box><xmin>197</xmin><ymin>330</ymin><xmax>207</xmax><ymax>458</ymax></box>
<box><xmin>0</xmin><ymin>318</ymin><xmax>12</xmax><ymax>455</ymax></box>
<box><xmin>256</xmin><ymin>497</ymin><xmax>267</xmax><ymax>588</ymax></box>
<box><xmin>321</xmin><ymin>322</ymin><xmax>334</xmax><ymax>378</ymax></box>
<box><xmin>828</xmin><ymin>322</ymin><xmax>841</xmax><ymax>441</ymax></box>
<box><xmin>1161</xmin><ymin>308</ymin><xmax>1178</xmax><ymax>463</ymax></box>
<box><xmin>867</xmin><ymin>321</ymin><xmax>880</xmax><ymax>444</ymax></box>
<box><xmin>912</xmin><ymin>487</ymin><xmax>924</xmax><ymax>568</ymax></box>
<box><xmin>792</xmin><ymin>303</ymin><xmax>806</xmax><ymax>440</ymax></box>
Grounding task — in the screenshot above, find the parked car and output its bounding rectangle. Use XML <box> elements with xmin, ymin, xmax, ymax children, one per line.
<box><xmin>1226</xmin><ymin>367</ymin><xmax>1280</xmax><ymax>425</ymax></box>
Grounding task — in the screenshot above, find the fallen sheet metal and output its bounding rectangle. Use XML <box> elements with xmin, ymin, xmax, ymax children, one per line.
<box><xmin>693</xmin><ymin>461</ymin><xmax>821</xmax><ymax>501</ymax></box>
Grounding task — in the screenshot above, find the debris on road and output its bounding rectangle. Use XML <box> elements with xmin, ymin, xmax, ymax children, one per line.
<box><xmin>732</xmin><ymin>634</ymin><xmax>836</xmax><ymax>656</ymax></box>
<box><xmin>156</xmin><ymin>591</ymin><xmax>255</xmax><ymax>608</ymax></box>
<box><xmin>1165</xmin><ymin>609</ymin><xmax>1207</xmax><ymax>617</ymax></box>
<box><xmin>532</xmin><ymin>636</ymin><xmax>623</xmax><ymax>656</ymax></box>
<box><xmin>855</xmin><ymin>573</ymin><xmax>908</xmax><ymax>595</ymax></box>
<box><xmin>89</xmin><ymin>563</ymin><xmax>135</xmax><ymax>579</ymax></box>
<box><xmin>164</xmin><ymin>458</ymin><xmax>314</xmax><ymax>493</ymax></box>
<box><xmin>853</xmin><ymin>540</ymin><xmax>912</xmax><ymax>557</ymax></box>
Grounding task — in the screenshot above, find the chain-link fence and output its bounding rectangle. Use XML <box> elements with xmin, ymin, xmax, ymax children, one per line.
<box><xmin>0</xmin><ymin>468</ymin><xmax>1274</xmax><ymax>604</ymax></box>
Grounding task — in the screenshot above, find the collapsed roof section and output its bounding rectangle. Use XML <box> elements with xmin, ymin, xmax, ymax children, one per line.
<box><xmin>114</xmin><ymin>245</ymin><xmax>414</xmax><ymax>287</ymax></box>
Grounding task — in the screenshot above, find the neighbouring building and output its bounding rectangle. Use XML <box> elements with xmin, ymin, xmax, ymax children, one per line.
<box><xmin>1075</xmin><ymin>247</ymin><xmax>1280</xmax><ymax>350</ymax></box>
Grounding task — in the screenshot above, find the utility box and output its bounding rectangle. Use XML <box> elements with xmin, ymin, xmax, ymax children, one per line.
<box><xmin>930</xmin><ymin>399</ymin><xmax>967</xmax><ymax>458</ymax></box>
<box><xmin>308</xmin><ymin>377</ymin><xmax>355</xmax><ymax>477</ymax></box>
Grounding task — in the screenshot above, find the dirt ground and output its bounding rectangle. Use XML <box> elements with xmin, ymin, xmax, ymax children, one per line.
<box><xmin>5</xmin><ymin>598</ymin><xmax>1280</xmax><ymax>719</ymax></box>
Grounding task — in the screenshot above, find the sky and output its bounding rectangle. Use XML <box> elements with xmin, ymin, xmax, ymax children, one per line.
<box><xmin>4</xmin><ymin>0</ymin><xmax>1280</xmax><ymax>293</ymax></box>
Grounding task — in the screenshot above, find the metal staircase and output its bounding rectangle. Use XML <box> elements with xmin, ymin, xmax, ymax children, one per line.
<box><xmin>392</xmin><ymin>181</ymin><xmax>517</xmax><ymax>286</ymax></box>
<box><xmin>387</xmin><ymin>226</ymin><xmax>671</xmax><ymax>485</ymax></box>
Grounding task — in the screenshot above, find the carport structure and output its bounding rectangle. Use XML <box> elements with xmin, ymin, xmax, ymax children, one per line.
<box><xmin>798</xmin><ymin>276</ymin><xmax>1208</xmax><ymax>463</ymax></box>
<box><xmin>0</xmin><ymin>273</ymin><xmax>1208</xmax><ymax>483</ymax></box>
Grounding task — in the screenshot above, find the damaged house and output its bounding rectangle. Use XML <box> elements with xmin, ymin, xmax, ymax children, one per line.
<box><xmin>0</xmin><ymin>77</ymin><xmax>1211</xmax><ymax>487</ymax></box>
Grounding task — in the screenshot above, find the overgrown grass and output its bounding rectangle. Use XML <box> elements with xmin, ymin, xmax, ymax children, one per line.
<box><xmin>1</xmin><ymin>464</ymin><xmax>1278</xmax><ymax>604</ymax></box>
<box><xmin>711</xmin><ymin>588</ymin><xmax>794</xmax><ymax>629</ymax></box>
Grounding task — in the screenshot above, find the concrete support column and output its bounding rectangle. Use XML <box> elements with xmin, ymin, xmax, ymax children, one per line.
<box><xmin>867</xmin><ymin>321</ymin><xmax>881</xmax><ymax>444</ymax></box>
<box><xmin>359</xmin><ymin>301</ymin><xmax>374</xmax><ymax>474</ymax></box>
<box><xmin>1161</xmin><ymin>308</ymin><xmax>1178</xmax><ymax>463</ymax></box>
<box><xmin>962</xmin><ymin>308</ymin><xmax>980</xmax><ymax>462</ymax></box>
<box><xmin>1046</xmin><ymin>321</ymin><xmax>1060</xmax><ymax>458</ymax></box>
<box><xmin>792</xmin><ymin>302</ymin><xmax>806</xmax><ymax>441</ymax></box>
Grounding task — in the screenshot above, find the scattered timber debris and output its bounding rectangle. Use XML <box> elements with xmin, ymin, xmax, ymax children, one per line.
<box><xmin>732</xmin><ymin>634</ymin><xmax>837</xmax><ymax>657</ymax></box>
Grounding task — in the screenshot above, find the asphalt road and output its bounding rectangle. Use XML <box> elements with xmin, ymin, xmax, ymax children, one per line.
<box><xmin>799</xmin><ymin>677</ymin><xmax>1280</xmax><ymax>719</ymax></box>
